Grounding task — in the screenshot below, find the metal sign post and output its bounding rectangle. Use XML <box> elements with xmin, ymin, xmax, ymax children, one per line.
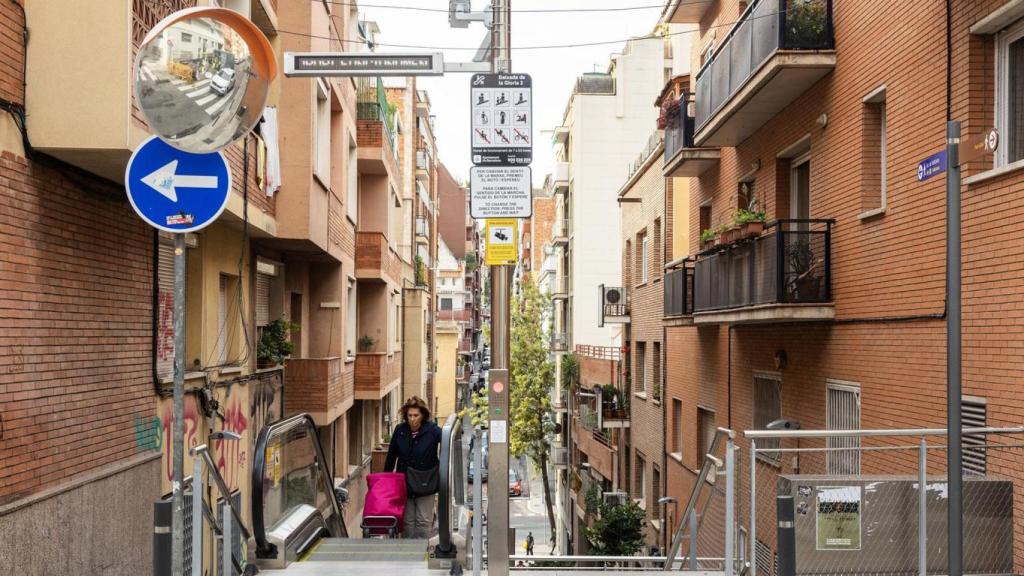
<box><xmin>947</xmin><ymin>121</ymin><xmax>962</xmax><ymax>576</ymax></box>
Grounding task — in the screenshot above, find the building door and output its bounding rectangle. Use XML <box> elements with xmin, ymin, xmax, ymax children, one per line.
<box><xmin>826</xmin><ymin>382</ymin><xmax>861</xmax><ymax>474</ymax></box>
<box><xmin>290</xmin><ymin>292</ymin><xmax>303</xmax><ymax>357</ymax></box>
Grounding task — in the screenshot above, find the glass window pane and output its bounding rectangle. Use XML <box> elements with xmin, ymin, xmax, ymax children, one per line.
<box><xmin>1008</xmin><ymin>37</ymin><xmax>1024</xmax><ymax>162</ymax></box>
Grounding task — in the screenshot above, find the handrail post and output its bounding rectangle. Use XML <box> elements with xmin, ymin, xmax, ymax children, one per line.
<box><xmin>750</xmin><ymin>438</ymin><xmax>758</xmax><ymax>576</ymax></box>
<box><xmin>725</xmin><ymin>437</ymin><xmax>736</xmax><ymax>576</ymax></box>
<box><xmin>222</xmin><ymin>499</ymin><xmax>233</xmax><ymax>576</ymax></box>
<box><xmin>918</xmin><ymin>438</ymin><xmax>928</xmax><ymax>576</ymax></box>
<box><xmin>192</xmin><ymin>457</ymin><xmax>203</xmax><ymax>576</ymax></box>
<box><xmin>687</xmin><ymin>508</ymin><xmax>699</xmax><ymax>569</ymax></box>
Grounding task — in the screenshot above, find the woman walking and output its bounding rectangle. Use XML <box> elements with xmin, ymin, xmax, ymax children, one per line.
<box><xmin>384</xmin><ymin>396</ymin><xmax>443</xmax><ymax>538</ymax></box>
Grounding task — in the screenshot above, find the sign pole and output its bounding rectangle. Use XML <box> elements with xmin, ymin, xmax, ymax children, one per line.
<box><xmin>946</xmin><ymin>120</ymin><xmax>962</xmax><ymax>576</ymax></box>
<box><xmin>172</xmin><ymin>231</ymin><xmax>187</xmax><ymax>575</ymax></box>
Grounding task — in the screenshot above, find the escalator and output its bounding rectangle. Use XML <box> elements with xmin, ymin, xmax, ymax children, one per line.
<box><xmin>250</xmin><ymin>412</ymin><xmax>465</xmax><ymax>574</ymax></box>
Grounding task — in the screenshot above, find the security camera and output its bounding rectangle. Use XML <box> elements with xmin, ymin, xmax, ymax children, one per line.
<box><xmin>766</xmin><ymin>419</ymin><xmax>801</xmax><ymax>430</ymax></box>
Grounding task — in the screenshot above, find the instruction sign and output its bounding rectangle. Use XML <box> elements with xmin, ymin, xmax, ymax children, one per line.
<box><xmin>470</xmin><ymin>73</ymin><xmax>532</xmax><ymax>166</ymax></box>
<box><xmin>471</xmin><ymin>166</ymin><xmax>532</xmax><ymax>218</ymax></box>
<box><xmin>815</xmin><ymin>486</ymin><xmax>862</xmax><ymax>550</ymax></box>
<box><xmin>484</xmin><ymin>219</ymin><xmax>518</xmax><ymax>266</ymax></box>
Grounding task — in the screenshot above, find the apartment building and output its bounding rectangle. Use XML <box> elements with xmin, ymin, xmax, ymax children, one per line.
<box><xmin>659</xmin><ymin>0</ymin><xmax>1024</xmax><ymax>566</ymax></box>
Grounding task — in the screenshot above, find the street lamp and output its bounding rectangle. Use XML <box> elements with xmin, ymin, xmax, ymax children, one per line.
<box><xmin>658</xmin><ymin>496</ymin><xmax>678</xmax><ymax>559</ymax></box>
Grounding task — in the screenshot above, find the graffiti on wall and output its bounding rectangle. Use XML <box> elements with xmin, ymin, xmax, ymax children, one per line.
<box><xmin>160</xmin><ymin>395</ymin><xmax>202</xmax><ymax>483</ymax></box>
<box><xmin>250</xmin><ymin>371</ymin><xmax>283</xmax><ymax>450</ymax></box>
<box><xmin>215</xmin><ymin>392</ymin><xmax>249</xmax><ymax>491</ymax></box>
<box><xmin>134</xmin><ymin>414</ymin><xmax>162</xmax><ymax>452</ymax></box>
<box><xmin>157</xmin><ymin>291</ymin><xmax>174</xmax><ymax>377</ymax></box>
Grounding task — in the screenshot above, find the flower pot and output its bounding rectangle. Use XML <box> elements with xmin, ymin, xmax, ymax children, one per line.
<box><xmin>741</xmin><ymin>220</ymin><xmax>765</xmax><ymax>239</ymax></box>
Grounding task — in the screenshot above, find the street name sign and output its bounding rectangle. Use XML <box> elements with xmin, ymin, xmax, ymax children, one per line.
<box><xmin>470</xmin><ymin>166</ymin><xmax>532</xmax><ymax>218</ymax></box>
<box><xmin>125</xmin><ymin>135</ymin><xmax>231</xmax><ymax>233</ymax></box>
<box><xmin>484</xmin><ymin>218</ymin><xmax>518</xmax><ymax>266</ymax></box>
<box><xmin>470</xmin><ymin>73</ymin><xmax>532</xmax><ymax>166</ymax></box>
<box><xmin>284</xmin><ymin>52</ymin><xmax>445</xmax><ymax>77</ymax></box>
<box><xmin>916</xmin><ymin>150</ymin><xmax>947</xmax><ymax>182</ymax></box>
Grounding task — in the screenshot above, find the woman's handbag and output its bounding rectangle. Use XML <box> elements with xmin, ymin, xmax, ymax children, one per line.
<box><xmin>405</xmin><ymin>465</ymin><xmax>439</xmax><ymax>497</ymax></box>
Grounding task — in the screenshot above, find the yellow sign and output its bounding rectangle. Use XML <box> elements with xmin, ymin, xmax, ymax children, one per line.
<box><xmin>485</xmin><ymin>218</ymin><xmax>518</xmax><ymax>266</ymax></box>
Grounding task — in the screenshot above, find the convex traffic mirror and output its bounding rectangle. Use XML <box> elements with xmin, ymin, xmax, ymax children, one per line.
<box><xmin>134</xmin><ymin>8</ymin><xmax>276</xmax><ymax>153</ymax></box>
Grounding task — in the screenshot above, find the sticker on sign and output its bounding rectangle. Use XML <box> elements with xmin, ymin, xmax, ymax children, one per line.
<box><xmin>471</xmin><ymin>166</ymin><xmax>532</xmax><ymax>218</ymax></box>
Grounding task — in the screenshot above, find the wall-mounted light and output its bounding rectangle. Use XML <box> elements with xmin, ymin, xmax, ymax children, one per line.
<box><xmin>816</xmin><ymin>113</ymin><xmax>828</xmax><ymax>129</ymax></box>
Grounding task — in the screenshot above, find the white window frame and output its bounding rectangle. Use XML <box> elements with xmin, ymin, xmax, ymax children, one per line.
<box><xmin>314</xmin><ymin>79</ymin><xmax>331</xmax><ymax>184</ymax></box>
<box><xmin>996</xmin><ymin>19</ymin><xmax>1024</xmax><ymax>166</ymax></box>
<box><xmin>635</xmin><ymin>452</ymin><xmax>647</xmax><ymax>503</ymax></box>
<box><xmin>346</xmin><ymin>276</ymin><xmax>357</xmax><ymax>360</ymax></box>
<box><xmin>825</xmin><ymin>380</ymin><xmax>861</xmax><ymax>475</ymax></box>
<box><xmin>347</xmin><ymin>132</ymin><xmax>359</xmax><ymax>223</ymax></box>
<box><xmin>862</xmin><ymin>85</ymin><xmax>888</xmax><ymax>213</ymax></box>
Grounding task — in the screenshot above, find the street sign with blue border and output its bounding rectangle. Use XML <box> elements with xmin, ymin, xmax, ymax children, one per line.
<box><xmin>916</xmin><ymin>150</ymin><xmax>947</xmax><ymax>182</ymax></box>
<box><xmin>125</xmin><ymin>135</ymin><xmax>232</xmax><ymax>233</ymax></box>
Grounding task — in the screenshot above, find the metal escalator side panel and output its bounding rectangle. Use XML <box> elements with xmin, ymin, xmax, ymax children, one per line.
<box><xmin>436</xmin><ymin>411</ymin><xmax>462</xmax><ymax>558</ymax></box>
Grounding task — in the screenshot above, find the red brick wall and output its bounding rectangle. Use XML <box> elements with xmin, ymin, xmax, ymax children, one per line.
<box><xmin>1</xmin><ymin>3</ymin><xmax>25</xmax><ymax>105</ymax></box>
<box><xmin>0</xmin><ymin>152</ymin><xmax>154</xmax><ymax>504</ymax></box>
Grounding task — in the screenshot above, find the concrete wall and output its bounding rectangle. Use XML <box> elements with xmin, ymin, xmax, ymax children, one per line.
<box><xmin>434</xmin><ymin>324</ymin><xmax>460</xmax><ymax>422</ymax></box>
<box><xmin>437</xmin><ymin>165</ymin><xmax>467</xmax><ymax>260</ymax></box>
<box><xmin>0</xmin><ymin>455</ymin><xmax>161</xmax><ymax>576</ymax></box>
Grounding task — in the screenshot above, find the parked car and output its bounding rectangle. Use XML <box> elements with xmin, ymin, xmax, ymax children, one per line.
<box><xmin>210</xmin><ymin>68</ymin><xmax>236</xmax><ymax>96</ymax></box>
<box><xmin>508</xmin><ymin>468</ymin><xmax>522</xmax><ymax>497</ymax></box>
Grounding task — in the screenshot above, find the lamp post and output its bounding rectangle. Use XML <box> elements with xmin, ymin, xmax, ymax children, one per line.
<box><xmin>658</xmin><ymin>496</ymin><xmax>678</xmax><ymax>561</ymax></box>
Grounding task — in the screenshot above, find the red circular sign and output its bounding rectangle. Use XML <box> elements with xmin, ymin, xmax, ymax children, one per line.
<box><xmin>493</xmin><ymin>381</ymin><xmax>504</xmax><ymax>393</ymax></box>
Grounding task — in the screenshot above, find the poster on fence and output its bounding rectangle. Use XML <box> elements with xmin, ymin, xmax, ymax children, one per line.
<box><xmin>815</xmin><ymin>486</ymin><xmax>862</xmax><ymax>550</ymax></box>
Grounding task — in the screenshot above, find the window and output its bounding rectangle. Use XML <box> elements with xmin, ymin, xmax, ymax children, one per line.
<box><xmin>697</xmin><ymin>407</ymin><xmax>716</xmax><ymax>464</ymax></box>
<box><xmin>347</xmin><ymin>134</ymin><xmax>358</xmax><ymax>221</ymax></box>
<box><xmin>699</xmin><ymin>204</ymin><xmax>712</xmax><ymax>236</ymax></box>
<box><xmin>738</xmin><ymin>180</ymin><xmax>754</xmax><ymax>210</ymax></box>
<box><xmin>640</xmin><ymin>234</ymin><xmax>650</xmax><ymax>283</ymax></box>
<box><xmin>394</xmin><ymin>293</ymin><xmax>401</xmax><ymax>345</ymax></box>
<box><xmin>346</xmin><ymin>278</ymin><xmax>357</xmax><ymax>359</ymax></box>
<box><xmin>997</xmin><ymin>20</ymin><xmax>1024</xmax><ymax>165</ymax></box>
<box><xmin>753</xmin><ymin>375</ymin><xmax>782</xmax><ymax>463</ymax></box>
<box><xmin>861</xmin><ymin>86</ymin><xmax>887</xmax><ymax>215</ymax></box>
<box><xmin>672</xmin><ymin>399</ymin><xmax>683</xmax><ymax>457</ymax></box>
<box><xmin>700</xmin><ymin>42</ymin><xmax>714</xmax><ymax>67</ymax></box>
<box><xmin>826</xmin><ymin>381</ymin><xmax>861</xmax><ymax>474</ymax></box>
<box><xmin>962</xmin><ymin>396</ymin><xmax>987</xmax><ymax>475</ymax></box>
<box><xmin>217</xmin><ymin>274</ymin><xmax>241</xmax><ymax>365</ymax></box>
<box><xmin>181</xmin><ymin>32</ymin><xmax>192</xmax><ymax>43</ymax></box>
<box><xmin>653</xmin><ymin>218</ymin><xmax>662</xmax><ymax>280</ymax></box>
<box><xmin>157</xmin><ymin>237</ymin><xmax>186</xmax><ymax>381</ymax></box>
<box><xmin>440</xmin><ymin>297</ymin><xmax>453</xmax><ymax>311</ymax></box>
<box><xmin>624</xmin><ymin>239</ymin><xmax>633</xmax><ymax>288</ymax></box>
<box><xmin>652</xmin><ymin>466</ymin><xmax>662</xmax><ymax>519</ymax></box>
<box><xmin>315</xmin><ymin>80</ymin><xmax>331</xmax><ymax>182</ymax></box>
<box><xmin>652</xmin><ymin>342</ymin><xmax>662</xmax><ymax>401</ymax></box>
<box><xmin>635</xmin><ymin>452</ymin><xmax>647</xmax><ymax>502</ymax></box>
<box><xmin>635</xmin><ymin>342</ymin><xmax>647</xmax><ymax>394</ymax></box>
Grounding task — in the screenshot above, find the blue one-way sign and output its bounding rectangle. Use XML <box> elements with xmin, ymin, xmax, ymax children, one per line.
<box><xmin>916</xmin><ymin>150</ymin><xmax>947</xmax><ymax>182</ymax></box>
<box><xmin>125</xmin><ymin>136</ymin><xmax>232</xmax><ymax>233</ymax></box>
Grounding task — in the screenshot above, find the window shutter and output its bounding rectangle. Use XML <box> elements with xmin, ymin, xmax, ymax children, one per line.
<box><xmin>255</xmin><ymin>272</ymin><xmax>271</xmax><ymax>327</ymax></box>
<box><xmin>157</xmin><ymin>242</ymin><xmax>177</xmax><ymax>380</ymax></box>
<box><xmin>962</xmin><ymin>397</ymin><xmax>987</xmax><ymax>475</ymax></box>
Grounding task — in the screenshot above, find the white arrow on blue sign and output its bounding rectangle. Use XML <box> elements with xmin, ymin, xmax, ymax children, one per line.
<box><xmin>125</xmin><ymin>135</ymin><xmax>232</xmax><ymax>233</ymax></box>
<box><xmin>916</xmin><ymin>150</ymin><xmax>947</xmax><ymax>182</ymax></box>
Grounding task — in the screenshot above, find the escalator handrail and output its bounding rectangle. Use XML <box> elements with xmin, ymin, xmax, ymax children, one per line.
<box><xmin>251</xmin><ymin>413</ymin><xmax>347</xmax><ymax>557</ymax></box>
<box><xmin>436</xmin><ymin>411</ymin><xmax>462</xmax><ymax>555</ymax></box>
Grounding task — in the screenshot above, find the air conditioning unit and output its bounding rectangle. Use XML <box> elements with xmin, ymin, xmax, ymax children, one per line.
<box><xmin>603</xmin><ymin>491</ymin><xmax>629</xmax><ymax>506</ymax></box>
<box><xmin>602</xmin><ymin>286</ymin><xmax>625</xmax><ymax>307</ymax></box>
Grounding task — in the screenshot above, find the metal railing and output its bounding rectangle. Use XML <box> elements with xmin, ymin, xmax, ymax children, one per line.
<box><xmin>694</xmin><ymin>219</ymin><xmax>833</xmax><ymax>312</ymax></box>
<box><xmin>436</xmin><ymin>411</ymin><xmax>465</xmax><ymax>560</ymax></box>
<box><xmin>745</xmin><ymin>426</ymin><xmax>1024</xmax><ymax>576</ymax></box>
<box><xmin>601</xmin><ymin>286</ymin><xmax>630</xmax><ymax>319</ymax></box>
<box><xmin>575</xmin><ymin>345</ymin><xmax>621</xmax><ymax>361</ymax></box>
<box><xmin>416</xmin><ymin>216</ymin><xmax>428</xmax><ymax>237</ymax></box>
<box><xmin>663</xmin><ymin>260</ymin><xmax>694</xmax><ymax>317</ymax></box>
<box><xmin>550</xmin><ymin>331</ymin><xmax>570</xmax><ymax>352</ymax></box>
<box><xmin>626</xmin><ymin>130</ymin><xmax>665</xmax><ymax>182</ymax></box>
<box><xmin>355</xmin><ymin>76</ymin><xmax>398</xmax><ymax>159</ymax></box>
<box><xmin>416</xmin><ymin>148</ymin><xmax>429</xmax><ymax>171</ymax></box>
<box><xmin>553</xmin><ymin>218</ymin><xmax>572</xmax><ymax>242</ymax></box>
<box><xmin>664</xmin><ymin>96</ymin><xmax>696</xmax><ymax>162</ymax></box>
<box><xmin>694</xmin><ymin>0</ymin><xmax>834</xmax><ymax>131</ymax></box>
<box><xmin>189</xmin><ymin>442</ymin><xmax>252</xmax><ymax>576</ymax></box>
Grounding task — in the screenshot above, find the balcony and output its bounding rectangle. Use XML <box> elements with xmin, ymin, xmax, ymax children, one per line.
<box><xmin>552</xmin><ymin>388</ymin><xmax>568</xmax><ymax>413</ymax></box>
<box><xmin>550</xmin><ymin>332</ymin><xmax>570</xmax><ymax>352</ymax></box>
<box><xmin>438</xmin><ymin>308</ymin><xmax>472</xmax><ymax>322</ymax></box>
<box><xmin>694</xmin><ymin>0</ymin><xmax>835</xmax><ymax>147</ymax></box>
<box><xmin>552</xmin><ymin>276</ymin><xmax>570</xmax><ymax>301</ymax></box>
<box><xmin>355</xmin><ymin>232</ymin><xmax>401</xmax><ymax>284</ymax></box>
<box><xmin>552</xmin><ymin>446</ymin><xmax>569</xmax><ymax>470</ymax></box>
<box><xmin>552</xmin><ymin>219</ymin><xmax>571</xmax><ymax>246</ymax></box>
<box><xmin>356</xmin><ymin>77</ymin><xmax>400</xmax><ymax>177</ymax></box>
<box><xmin>693</xmin><ymin>219</ymin><xmax>834</xmax><ymax>325</ymax></box>
<box><xmin>416</xmin><ymin>216</ymin><xmax>429</xmax><ymax>244</ymax></box>
<box><xmin>662</xmin><ymin>0</ymin><xmax>715</xmax><ymax>23</ymax></box>
<box><xmin>572</xmin><ymin>420</ymin><xmax>615</xmax><ymax>481</ymax></box>
<box><xmin>663</xmin><ymin>98</ymin><xmax>720</xmax><ymax>177</ymax></box>
<box><xmin>415</xmin><ymin>90</ymin><xmax>430</xmax><ymax>118</ymax></box>
<box><xmin>599</xmin><ymin>286</ymin><xmax>630</xmax><ymax>326</ymax></box>
<box><xmin>284</xmin><ymin>358</ymin><xmax>352</xmax><ymax>426</ymax></box>
<box><xmin>553</xmin><ymin>162</ymin><xmax>570</xmax><ymax>195</ymax></box>
<box><xmin>416</xmin><ymin>149</ymin><xmax>430</xmax><ymax>181</ymax></box>
<box><xmin>354</xmin><ymin>351</ymin><xmax>402</xmax><ymax>400</ymax></box>
<box><xmin>663</xmin><ymin>261</ymin><xmax>695</xmax><ymax>324</ymax></box>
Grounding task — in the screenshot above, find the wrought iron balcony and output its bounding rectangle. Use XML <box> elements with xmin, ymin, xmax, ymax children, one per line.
<box><xmin>692</xmin><ymin>219</ymin><xmax>834</xmax><ymax>324</ymax></box>
<box><xmin>550</xmin><ymin>332</ymin><xmax>570</xmax><ymax>352</ymax></box>
<box><xmin>663</xmin><ymin>97</ymin><xmax>720</xmax><ymax>177</ymax></box>
<box><xmin>599</xmin><ymin>286</ymin><xmax>630</xmax><ymax>326</ymax></box>
<box><xmin>694</xmin><ymin>0</ymin><xmax>835</xmax><ymax>146</ymax></box>
<box><xmin>663</xmin><ymin>261</ymin><xmax>694</xmax><ymax>319</ymax></box>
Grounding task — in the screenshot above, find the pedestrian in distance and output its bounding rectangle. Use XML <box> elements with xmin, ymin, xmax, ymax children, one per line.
<box><xmin>526</xmin><ymin>531</ymin><xmax>535</xmax><ymax>556</ymax></box>
<box><xmin>385</xmin><ymin>396</ymin><xmax>443</xmax><ymax>538</ymax></box>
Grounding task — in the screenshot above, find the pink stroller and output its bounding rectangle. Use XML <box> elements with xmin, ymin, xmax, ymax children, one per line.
<box><xmin>361</xmin><ymin>472</ymin><xmax>407</xmax><ymax>538</ymax></box>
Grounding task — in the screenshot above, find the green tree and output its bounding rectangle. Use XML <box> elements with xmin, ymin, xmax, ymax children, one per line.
<box><xmin>585</xmin><ymin>499</ymin><xmax>646</xmax><ymax>556</ymax></box>
<box><xmin>509</xmin><ymin>277</ymin><xmax>558</xmax><ymax>542</ymax></box>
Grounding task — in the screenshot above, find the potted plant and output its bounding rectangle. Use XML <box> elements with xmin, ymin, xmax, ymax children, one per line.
<box><xmin>786</xmin><ymin>241</ymin><xmax>821</xmax><ymax>301</ymax></box>
<box><xmin>358</xmin><ymin>335</ymin><xmax>376</xmax><ymax>353</ymax></box>
<box><xmin>715</xmin><ymin>223</ymin><xmax>733</xmax><ymax>245</ymax></box>
<box><xmin>257</xmin><ymin>318</ymin><xmax>299</xmax><ymax>368</ymax></box>
<box><xmin>734</xmin><ymin>197</ymin><xmax>767</xmax><ymax>240</ymax></box>
<box><xmin>700</xmin><ymin>228</ymin><xmax>717</xmax><ymax>250</ymax></box>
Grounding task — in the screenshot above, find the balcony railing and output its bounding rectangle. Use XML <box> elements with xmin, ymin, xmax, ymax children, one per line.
<box><xmin>552</xmin><ymin>275</ymin><xmax>570</xmax><ymax>299</ymax></box>
<box><xmin>553</xmin><ymin>219</ymin><xmax>571</xmax><ymax>245</ymax></box>
<box><xmin>693</xmin><ymin>219</ymin><xmax>833</xmax><ymax>313</ymax></box>
<box><xmin>355</xmin><ymin>231</ymin><xmax>401</xmax><ymax>283</ymax></box>
<box><xmin>283</xmin><ymin>358</ymin><xmax>352</xmax><ymax>426</ymax></box>
<box><xmin>356</xmin><ymin>76</ymin><xmax>398</xmax><ymax>160</ymax></box>
<box><xmin>663</xmin><ymin>262</ymin><xmax>695</xmax><ymax>317</ymax></box>
<box><xmin>694</xmin><ymin>0</ymin><xmax>834</xmax><ymax>133</ymax></box>
<box><xmin>575</xmin><ymin>345</ymin><xmax>621</xmax><ymax>361</ymax></box>
<box><xmin>600</xmin><ymin>286</ymin><xmax>630</xmax><ymax>324</ymax></box>
<box><xmin>416</xmin><ymin>149</ymin><xmax>429</xmax><ymax>172</ymax></box>
<box><xmin>438</xmin><ymin>308</ymin><xmax>472</xmax><ymax>322</ymax></box>
<box><xmin>416</xmin><ymin>216</ymin><xmax>429</xmax><ymax>239</ymax></box>
<box><xmin>663</xmin><ymin>98</ymin><xmax>696</xmax><ymax>162</ymax></box>
<box><xmin>354</xmin><ymin>351</ymin><xmax>402</xmax><ymax>400</ymax></box>
<box><xmin>551</xmin><ymin>332</ymin><xmax>570</xmax><ymax>352</ymax></box>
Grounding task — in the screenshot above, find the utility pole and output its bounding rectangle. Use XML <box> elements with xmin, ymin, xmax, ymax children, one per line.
<box><xmin>946</xmin><ymin>120</ymin><xmax>962</xmax><ymax>576</ymax></box>
<box><xmin>488</xmin><ymin>4</ymin><xmax>512</xmax><ymax>576</ymax></box>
